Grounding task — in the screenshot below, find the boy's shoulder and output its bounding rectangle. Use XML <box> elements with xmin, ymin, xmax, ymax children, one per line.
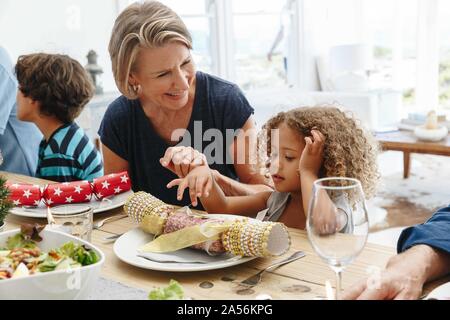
<box><xmin>37</xmin><ymin>122</ymin><xmax>103</xmax><ymax>181</ymax></box>
<box><xmin>42</xmin><ymin>123</ymin><xmax>93</xmax><ymax>158</ymax></box>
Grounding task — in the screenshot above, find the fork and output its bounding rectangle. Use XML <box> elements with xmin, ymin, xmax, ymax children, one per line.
<box><xmin>102</xmin><ymin>233</ymin><xmax>123</xmax><ymax>242</ymax></box>
<box><xmin>93</xmin><ymin>214</ymin><xmax>127</xmax><ymax>230</ymax></box>
<box><xmin>239</xmin><ymin>251</ymin><xmax>306</xmax><ymax>287</ymax></box>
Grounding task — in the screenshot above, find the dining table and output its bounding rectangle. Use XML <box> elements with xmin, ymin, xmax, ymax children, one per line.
<box><xmin>1</xmin><ymin>171</ymin><xmax>446</xmax><ymax>300</ymax></box>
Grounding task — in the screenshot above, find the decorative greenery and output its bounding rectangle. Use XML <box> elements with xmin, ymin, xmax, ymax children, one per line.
<box><xmin>0</xmin><ymin>175</ymin><xmax>13</xmax><ymax>226</ymax></box>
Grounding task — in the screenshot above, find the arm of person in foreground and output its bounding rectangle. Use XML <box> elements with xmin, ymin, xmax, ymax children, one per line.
<box><xmin>343</xmin><ymin>207</ymin><xmax>450</xmax><ymax>300</ymax></box>
<box><xmin>342</xmin><ymin>244</ymin><xmax>450</xmax><ymax>300</ymax></box>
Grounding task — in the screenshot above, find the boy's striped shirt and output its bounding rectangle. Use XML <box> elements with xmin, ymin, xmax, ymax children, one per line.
<box><xmin>36</xmin><ymin>123</ymin><xmax>103</xmax><ymax>182</ymax></box>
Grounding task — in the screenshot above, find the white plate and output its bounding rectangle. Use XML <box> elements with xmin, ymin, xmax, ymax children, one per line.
<box><xmin>425</xmin><ymin>281</ymin><xmax>450</xmax><ymax>300</ymax></box>
<box><xmin>113</xmin><ymin>214</ymin><xmax>257</xmax><ymax>272</ymax></box>
<box><xmin>9</xmin><ymin>190</ymin><xmax>134</xmax><ymax>218</ymax></box>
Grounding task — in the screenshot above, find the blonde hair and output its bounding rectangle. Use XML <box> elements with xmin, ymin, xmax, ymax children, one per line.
<box><xmin>260</xmin><ymin>106</ymin><xmax>380</xmax><ymax>198</ymax></box>
<box><xmin>109</xmin><ymin>1</ymin><xmax>192</xmax><ymax>99</ymax></box>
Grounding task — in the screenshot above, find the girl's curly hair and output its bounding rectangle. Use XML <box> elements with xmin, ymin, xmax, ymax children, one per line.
<box><xmin>259</xmin><ymin>106</ymin><xmax>380</xmax><ymax>198</ymax></box>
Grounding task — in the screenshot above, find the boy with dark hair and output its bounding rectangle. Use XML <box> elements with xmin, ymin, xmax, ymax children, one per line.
<box><xmin>15</xmin><ymin>53</ymin><xmax>103</xmax><ymax>182</ymax></box>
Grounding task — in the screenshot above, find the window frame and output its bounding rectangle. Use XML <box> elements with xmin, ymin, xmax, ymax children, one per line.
<box><xmin>154</xmin><ymin>0</ymin><xmax>305</xmax><ymax>89</ymax></box>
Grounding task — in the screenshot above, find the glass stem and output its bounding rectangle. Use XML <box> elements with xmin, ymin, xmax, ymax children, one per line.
<box><xmin>335</xmin><ymin>269</ymin><xmax>342</xmax><ymax>300</ymax></box>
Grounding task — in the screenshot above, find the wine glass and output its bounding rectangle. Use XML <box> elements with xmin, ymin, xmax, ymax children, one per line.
<box><xmin>306</xmin><ymin>177</ymin><xmax>369</xmax><ymax>300</ymax></box>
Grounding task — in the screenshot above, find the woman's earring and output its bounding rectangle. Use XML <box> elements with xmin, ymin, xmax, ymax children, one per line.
<box><xmin>132</xmin><ymin>84</ymin><xmax>141</xmax><ymax>95</ymax></box>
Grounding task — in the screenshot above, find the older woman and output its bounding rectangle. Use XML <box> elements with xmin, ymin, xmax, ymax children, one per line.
<box><xmin>99</xmin><ymin>1</ymin><xmax>271</xmax><ymax>207</ymax></box>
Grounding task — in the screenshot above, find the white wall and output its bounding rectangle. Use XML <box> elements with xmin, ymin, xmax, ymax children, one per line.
<box><xmin>0</xmin><ymin>0</ymin><xmax>119</xmax><ymax>92</ymax></box>
<box><xmin>296</xmin><ymin>0</ymin><xmax>365</xmax><ymax>91</ymax></box>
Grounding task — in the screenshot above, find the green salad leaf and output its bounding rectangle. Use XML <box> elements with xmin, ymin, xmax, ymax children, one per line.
<box><xmin>6</xmin><ymin>233</ymin><xmax>37</xmax><ymax>250</ymax></box>
<box><xmin>148</xmin><ymin>280</ymin><xmax>184</xmax><ymax>300</ymax></box>
<box><xmin>38</xmin><ymin>257</ymin><xmax>59</xmax><ymax>272</ymax></box>
<box><xmin>58</xmin><ymin>242</ymin><xmax>76</xmax><ymax>258</ymax></box>
<box><xmin>58</xmin><ymin>242</ymin><xmax>99</xmax><ymax>266</ymax></box>
<box><xmin>5</xmin><ymin>223</ymin><xmax>45</xmax><ymax>250</ymax></box>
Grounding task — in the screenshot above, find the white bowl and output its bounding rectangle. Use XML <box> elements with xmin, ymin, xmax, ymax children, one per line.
<box><xmin>0</xmin><ymin>228</ymin><xmax>105</xmax><ymax>300</ymax></box>
<box><xmin>414</xmin><ymin>125</ymin><xmax>448</xmax><ymax>142</ymax></box>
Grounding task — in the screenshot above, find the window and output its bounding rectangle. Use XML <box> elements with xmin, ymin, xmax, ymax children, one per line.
<box><xmin>128</xmin><ymin>0</ymin><xmax>302</xmax><ymax>89</ymax></box>
<box><xmin>439</xmin><ymin>0</ymin><xmax>450</xmax><ymax>109</ymax></box>
<box><xmin>231</xmin><ymin>0</ymin><xmax>290</xmax><ymax>90</ymax></box>
<box><xmin>0</xmin><ymin>0</ymin><xmax>119</xmax><ymax>91</ymax></box>
<box><xmin>160</xmin><ymin>0</ymin><xmax>212</xmax><ymax>73</ymax></box>
<box><xmin>5</xmin><ymin>0</ymin><xmax>448</xmax><ymax>111</ymax></box>
<box><xmin>363</xmin><ymin>0</ymin><xmax>418</xmax><ymax>107</ymax></box>
<box><xmin>164</xmin><ymin>0</ymin><xmax>299</xmax><ymax>89</ymax></box>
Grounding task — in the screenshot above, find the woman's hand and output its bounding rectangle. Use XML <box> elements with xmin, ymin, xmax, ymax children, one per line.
<box><xmin>299</xmin><ymin>129</ymin><xmax>325</xmax><ymax>178</ymax></box>
<box><xmin>167</xmin><ymin>166</ymin><xmax>214</xmax><ymax>207</ymax></box>
<box><xmin>160</xmin><ymin>146</ymin><xmax>207</xmax><ymax>178</ymax></box>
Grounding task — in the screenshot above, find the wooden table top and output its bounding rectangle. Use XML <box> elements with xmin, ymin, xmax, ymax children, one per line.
<box><xmin>375</xmin><ymin>130</ymin><xmax>450</xmax><ymax>155</ymax></box>
<box><xmin>1</xmin><ymin>172</ymin><xmax>443</xmax><ymax>300</ymax></box>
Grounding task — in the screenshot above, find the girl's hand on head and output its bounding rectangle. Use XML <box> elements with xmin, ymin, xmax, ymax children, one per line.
<box><xmin>166</xmin><ymin>166</ymin><xmax>214</xmax><ymax>207</ymax></box>
<box><xmin>160</xmin><ymin>146</ymin><xmax>207</xmax><ymax>178</ymax></box>
<box><xmin>299</xmin><ymin>129</ymin><xmax>325</xmax><ymax>177</ymax></box>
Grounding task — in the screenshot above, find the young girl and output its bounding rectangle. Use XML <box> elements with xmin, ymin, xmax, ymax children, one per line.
<box><xmin>167</xmin><ymin>106</ymin><xmax>379</xmax><ymax>229</ymax></box>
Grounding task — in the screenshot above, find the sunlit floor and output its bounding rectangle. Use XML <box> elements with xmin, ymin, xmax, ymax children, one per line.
<box><xmin>367</xmin><ymin>151</ymin><xmax>450</xmax><ymax>247</ymax></box>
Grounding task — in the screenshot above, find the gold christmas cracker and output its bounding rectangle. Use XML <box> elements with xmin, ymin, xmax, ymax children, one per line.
<box><xmin>124</xmin><ymin>191</ymin><xmax>175</xmax><ymax>235</ymax></box>
<box><xmin>222</xmin><ymin>218</ymin><xmax>291</xmax><ymax>257</ymax></box>
<box><xmin>125</xmin><ymin>191</ymin><xmax>291</xmax><ymax>257</ymax></box>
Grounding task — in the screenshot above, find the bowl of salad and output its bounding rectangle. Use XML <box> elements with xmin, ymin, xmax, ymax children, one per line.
<box><xmin>0</xmin><ymin>224</ymin><xmax>104</xmax><ymax>300</ymax></box>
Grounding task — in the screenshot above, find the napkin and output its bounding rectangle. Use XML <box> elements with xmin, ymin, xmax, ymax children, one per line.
<box><xmin>137</xmin><ymin>250</ymin><xmax>240</xmax><ymax>264</ymax></box>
